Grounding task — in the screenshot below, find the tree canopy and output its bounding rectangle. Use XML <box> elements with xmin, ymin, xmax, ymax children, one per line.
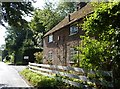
<box><xmin>2</xmin><ymin>1</ymin><xmax>35</xmax><ymax>64</ymax></box>
<box><xmin>29</xmin><ymin>1</ymin><xmax>77</xmax><ymax>48</ymax></box>
<box><xmin>57</xmin><ymin>2</ymin><xmax>77</xmax><ymax>19</ymax></box>
<box><xmin>1</xmin><ymin>2</ymin><xmax>34</xmax><ymax>27</ymax></box>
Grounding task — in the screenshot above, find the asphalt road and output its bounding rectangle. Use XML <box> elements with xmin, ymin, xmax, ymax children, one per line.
<box><xmin>0</xmin><ymin>62</ymin><xmax>32</xmax><ymax>88</ymax></box>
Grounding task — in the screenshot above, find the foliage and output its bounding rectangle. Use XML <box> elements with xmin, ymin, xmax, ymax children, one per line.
<box><xmin>34</xmin><ymin>52</ymin><xmax>43</xmax><ymax>64</ymax></box>
<box><xmin>20</xmin><ymin>69</ymin><xmax>61</xmax><ymax>88</ymax></box>
<box><xmin>30</xmin><ymin>1</ymin><xmax>77</xmax><ymax>33</ymax></box>
<box><xmin>29</xmin><ymin>2</ymin><xmax>61</xmax><ymax>32</ymax></box>
<box><xmin>78</xmin><ymin>2</ymin><xmax>118</xmax><ymax>68</ymax></box>
<box><xmin>57</xmin><ymin>2</ymin><xmax>77</xmax><ymax>18</ymax></box>
<box><xmin>77</xmin><ymin>36</ymin><xmax>111</xmax><ymax>70</ymax></box>
<box><xmin>29</xmin><ymin>1</ymin><xmax>77</xmax><ymax>48</ymax></box>
<box><xmin>78</xmin><ymin>2</ymin><xmax>120</xmax><ymax>88</ymax></box>
<box><xmin>5</xmin><ymin>26</ymin><xmax>43</xmax><ymax>64</ymax></box>
<box><xmin>5</xmin><ymin>26</ymin><xmax>36</xmax><ymax>64</ymax></box>
<box><xmin>20</xmin><ymin>68</ymin><xmax>82</xmax><ymax>89</ymax></box>
<box><xmin>1</xmin><ymin>1</ymin><xmax>36</xmax><ymax>64</ymax></box>
<box><xmin>9</xmin><ymin>53</ymin><xmax>14</xmax><ymax>63</ymax></box>
<box><xmin>1</xmin><ymin>2</ymin><xmax>34</xmax><ymax>27</ymax></box>
<box><xmin>2</xmin><ymin>49</ymin><xmax>8</xmax><ymax>60</ymax></box>
<box><xmin>5</xmin><ymin>27</ymin><xmax>26</xmax><ymax>53</ymax></box>
<box><xmin>29</xmin><ymin>2</ymin><xmax>63</xmax><ymax>48</ymax></box>
<box><xmin>0</xmin><ymin>56</ymin><xmax>1</xmax><ymax>61</ymax></box>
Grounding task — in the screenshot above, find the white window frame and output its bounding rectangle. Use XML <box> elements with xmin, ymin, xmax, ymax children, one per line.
<box><xmin>48</xmin><ymin>34</ymin><xmax>53</xmax><ymax>43</ymax></box>
<box><xmin>48</xmin><ymin>51</ymin><xmax>53</xmax><ymax>60</ymax></box>
<box><xmin>69</xmin><ymin>26</ymin><xmax>78</xmax><ymax>35</ymax></box>
<box><xmin>69</xmin><ymin>48</ymin><xmax>78</xmax><ymax>62</ymax></box>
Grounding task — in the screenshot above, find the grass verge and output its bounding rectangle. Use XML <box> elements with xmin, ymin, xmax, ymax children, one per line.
<box><xmin>20</xmin><ymin>68</ymin><xmax>66</xmax><ymax>89</ymax></box>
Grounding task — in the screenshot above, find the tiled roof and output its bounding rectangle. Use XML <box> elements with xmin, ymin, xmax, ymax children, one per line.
<box><xmin>44</xmin><ymin>3</ymin><xmax>93</xmax><ymax>37</ymax></box>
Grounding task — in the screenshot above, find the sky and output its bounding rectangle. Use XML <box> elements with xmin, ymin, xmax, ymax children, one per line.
<box><xmin>0</xmin><ymin>0</ymin><xmax>58</xmax><ymax>47</ymax></box>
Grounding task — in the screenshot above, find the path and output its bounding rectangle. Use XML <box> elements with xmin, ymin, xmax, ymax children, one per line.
<box><xmin>0</xmin><ymin>62</ymin><xmax>32</xmax><ymax>88</ymax></box>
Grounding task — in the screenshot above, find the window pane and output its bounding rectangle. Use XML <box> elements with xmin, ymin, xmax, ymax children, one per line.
<box><xmin>48</xmin><ymin>34</ymin><xmax>53</xmax><ymax>42</ymax></box>
<box><xmin>48</xmin><ymin>51</ymin><xmax>52</xmax><ymax>59</ymax></box>
<box><xmin>70</xmin><ymin>26</ymin><xmax>78</xmax><ymax>35</ymax></box>
<box><xmin>69</xmin><ymin>48</ymin><xmax>78</xmax><ymax>61</ymax></box>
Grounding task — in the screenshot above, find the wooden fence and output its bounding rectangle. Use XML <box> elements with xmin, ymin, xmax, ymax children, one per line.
<box><xmin>28</xmin><ymin>62</ymin><xmax>113</xmax><ymax>89</ymax></box>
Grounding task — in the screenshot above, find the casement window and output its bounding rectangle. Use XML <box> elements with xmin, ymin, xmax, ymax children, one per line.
<box><xmin>48</xmin><ymin>51</ymin><xmax>53</xmax><ymax>60</ymax></box>
<box><xmin>48</xmin><ymin>34</ymin><xmax>53</xmax><ymax>43</ymax></box>
<box><xmin>70</xmin><ymin>26</ymin><xmax>78</xmax><ymax>35</ymax></box>
<box><xmin>69</xmin><ymin>48</ymin><xmax>78</xmax><ymax>62</ymax></box>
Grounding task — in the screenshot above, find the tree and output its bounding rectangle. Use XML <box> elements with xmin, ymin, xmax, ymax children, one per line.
<box><xmin>30</xmin><ymin>2</ymin><xmax>62</xmax><ymax>32</ymax></box>
<box><xmin>1</xmin><ymin>1</ymin><xmax>34</xmax><ymax>64</ymax></box>
<box><xmin>5</xmin><ymin>26</ymin><xmax>36</xmax><ymax>64</ymax></box>
<box><xmin>29</xmin><ymin>1</ymin><xmax>77</xmax><ymax>48</ymax></box>
<box><xmin>30</xmin><ymin>1</ymin><xmax>77</xmax><ymax>33</ymax></box>
<box><xmin>57</xmin><ymin>2</ymin><xmax>77</xmax><ymax>19</ymax></box>
<box><xmin>29</xmin><ymin>2</ymin><xmax>63</xmax><ymax>48</ymax></box>
<box><xmin>78</xmin><ymin>2</ymin><xmax>120</xmax><ymax>88</ymax></box>
<box><xmin>1</xmin><ymin>2</ymin><xmax>34</xmax><ymax>27</ymax></box>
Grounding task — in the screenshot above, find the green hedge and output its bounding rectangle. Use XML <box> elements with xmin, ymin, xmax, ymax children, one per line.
<box><xmin>20</xmin><ymin>68</ymin><xmax>64</xmax><ymax>88</ymax></box>
<box><xmin>20</xmin><ymin>68</ymin><xmax>82</xmax><ymax>89</ymax></box>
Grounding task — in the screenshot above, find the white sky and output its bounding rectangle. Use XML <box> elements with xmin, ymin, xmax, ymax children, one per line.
<box><xmin>0</xmin><ymin>0</ymin><xmax>59</xmax><ymax>47</ymax></box>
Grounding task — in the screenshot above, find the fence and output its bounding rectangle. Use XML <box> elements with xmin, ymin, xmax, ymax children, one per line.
<box><xmin>28</xmin><ymin>62</ymin><xmax>113</xmax><ymax>89</ymax></box>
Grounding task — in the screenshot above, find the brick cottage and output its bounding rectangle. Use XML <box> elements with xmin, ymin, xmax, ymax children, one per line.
<box><xmin>43</xmin><ymin>3</ymin><xmax>93</xmax><ymax>66</ymax></box>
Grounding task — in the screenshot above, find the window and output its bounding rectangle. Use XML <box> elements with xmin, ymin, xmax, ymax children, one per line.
<box><xmin>48</xmin><ymin>51</ymin><xmax>53</xmax><ymax>60</ymax></box>
<box><xmin>57</xmin><ymin>36</ymin><xmax>60</xmax><ymax>41</ymax></box>
<box><xmin>70</xmin><ymin>26</ymin><xmax>78</xmax><ymax>35</ymax></box>
<box><xmin>48</xmin><ymin>34</ymin><xmax>53</xmax><ymax>43</ymax></box>
<box><xmin>69</xmin><ymin>48</ymin><xmax>78</xmax><ymax>62</ymax></box>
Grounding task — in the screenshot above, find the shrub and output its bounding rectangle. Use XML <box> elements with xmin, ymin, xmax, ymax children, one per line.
<box><xmin>9</xmin><ymin>54</ymin><xmax>14</xmax><ymax>63</ymax></box>
<box><xmin>20</xmin><ymin>69</ymin><xmax>58</xmax><ymax>88</ymax></box>
<box><xmin>37</xmin><ymin>76</ymin><xmax>57</xmax><ymax>88</ymax></box>
<box><xmin>34</xmin><ymin>52</ymin><xmax>43</xmax><ymax>64</ymax></box>
<box><xmin>30</xmin><ymin>75</ymin><xmax>41</xmax><ymax>86</ymax></box>
<box><xmin>20</xmin><ymin>69</ymin><xmax>81</xmax><ymax>89</ymax></box>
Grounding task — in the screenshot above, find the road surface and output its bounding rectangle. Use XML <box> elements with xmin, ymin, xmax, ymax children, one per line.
<box><xmin>0</xmin><ymin>62</ymin><xmax>32</xmax><ymax>88</ymax></box>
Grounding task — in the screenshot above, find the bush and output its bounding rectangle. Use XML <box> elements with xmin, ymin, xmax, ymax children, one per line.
<box><xmin>34</xmin><ymin>52</ymin><xmax>43</xmax><ymax>64</ymax></box>
<box><xmin>37</xmin><ymin>76</ymin><xmax>57</xmax><ymax>88</ymax></box>
<box><xmin>20</xmin><ymin>69</ymin><xmax>58</xmax><ymax>88</ymax></box>
<box><xmin>20</xmin><ymin>69</ymin><xmax>82</xmax><ymax>89</ymax></box>
<box><xmin>30</xmin><ymin>75</ymin><xmax>41</xmax><ymax>86</ymax></box>
<box><xmin>9</xmin><ymin>54</ymin><xmax>14</xmax><ymax>63</ymax></box>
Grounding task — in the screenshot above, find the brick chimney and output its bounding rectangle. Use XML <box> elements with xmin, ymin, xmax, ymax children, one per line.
<box><xmin>77</xmin><ymin>2</ymin><xmax>87</xmax><ymax>11</ymax></box>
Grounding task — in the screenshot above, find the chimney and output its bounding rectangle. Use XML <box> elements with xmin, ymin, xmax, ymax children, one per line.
<box><xmin>77</xmin><ymin>2</ymin><xmax>87</xmax><ymax>10</ymax></box>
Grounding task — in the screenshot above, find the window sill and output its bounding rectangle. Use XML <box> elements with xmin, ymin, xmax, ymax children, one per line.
<box><xmin>69</xmin><ymin>33</ymin><xmax>77</xmax><ymax>36</ymax></box>
<box><xmin>48</xmin><ymin>41</ymin><xmax>53</xmax><ymax>43</ymax></box>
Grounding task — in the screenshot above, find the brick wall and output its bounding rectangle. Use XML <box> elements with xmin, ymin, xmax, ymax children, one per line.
<box><xmin>43</xmin><ymin>23</ymin><xmax>84</xmax><ymax>66</ymax></box>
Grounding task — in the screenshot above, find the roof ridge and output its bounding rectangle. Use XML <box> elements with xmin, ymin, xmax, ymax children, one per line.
<box><xmin>44</xmin><ymin>3</ymin><xmax>93</xmax><ymax>37</ymax></box>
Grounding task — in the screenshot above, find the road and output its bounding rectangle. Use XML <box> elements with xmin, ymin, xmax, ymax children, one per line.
<box><xmin>0</xmin><ymin>62</ymin><xmax>32</xmax><ymax>88</ymax></box>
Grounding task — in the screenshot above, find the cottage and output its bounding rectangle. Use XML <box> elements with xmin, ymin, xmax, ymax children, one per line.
<box><xmin>43</xmin><ymin>3</ymin><xmax>93</xmax><ymax>66</ymax></box>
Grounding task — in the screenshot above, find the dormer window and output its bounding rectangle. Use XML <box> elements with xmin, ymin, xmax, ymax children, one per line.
<box><xmin>70</xmin><ymin>26</ymin><xmax>78</xmax><ymax>35</ymax></box>
<box><xmin>48</xmin><ymin>34</ymin><xmax>53</xmax><ymax>43</ymax></box>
